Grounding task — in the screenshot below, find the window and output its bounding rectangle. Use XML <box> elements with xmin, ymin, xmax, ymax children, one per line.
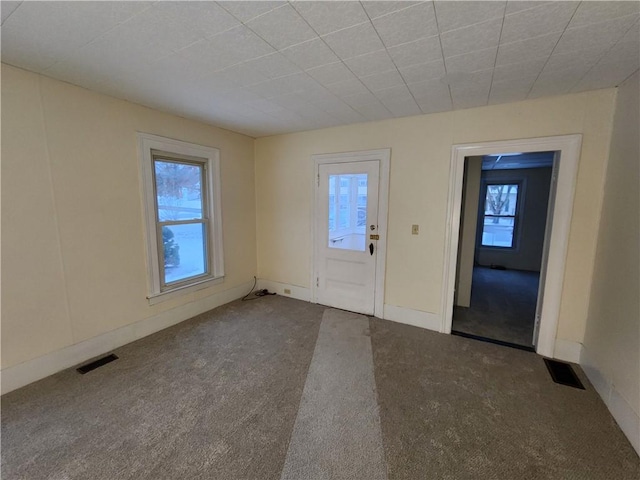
<box><xmin>327</xmin><ymin>173</ymin><xmax>368</xmax><ymax>251</ymax></box>
<box><xmin>480</xmin><ymin>183</ymin><xmax>521</xmax><ymax>248</ymax></box>
<box><xmin>138</xmin><ymin>134</ymin><xmax>224</xmax><ymax>302</ymax></box>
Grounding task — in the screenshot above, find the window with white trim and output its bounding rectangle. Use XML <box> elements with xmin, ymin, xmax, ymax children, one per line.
<box><xmin>138</xmin><ymin>134</ymin><xmax>224</xmax><ymax>301</ymax></box>
<box><xmin>479</xmin><ymin>182</ymin><xmax>522</xmax><ymax>248</ymax></box>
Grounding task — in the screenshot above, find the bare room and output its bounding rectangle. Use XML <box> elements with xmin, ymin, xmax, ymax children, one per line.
<box><xmin>2</xmin><ymin>1</ymin><xmax>639</xmax><ymax>478</ymax></box>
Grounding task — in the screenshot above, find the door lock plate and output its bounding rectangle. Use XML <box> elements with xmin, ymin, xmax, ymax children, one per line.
<box><xmin>369</xmin><ymin>234</ymin><xmax>380</xmax><ymax>240</ymax></box>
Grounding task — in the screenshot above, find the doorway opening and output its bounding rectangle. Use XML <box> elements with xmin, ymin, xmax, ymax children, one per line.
<box><xmin>452</xmin><ymin>152</ymin><xmax>556</xmax><ymax>349</ymax></box>
<box><xmin>442</xmin><ymin>135</ymin><xmax>582</xmax><ymax>358</ymax></box>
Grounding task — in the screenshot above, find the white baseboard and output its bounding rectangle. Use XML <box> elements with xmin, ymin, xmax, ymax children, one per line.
<box><xmin>383</xmin><ymin>304</ymin><xmax>441</xmax><ymax>332</ymax></box>
<box><xmin>581</xmin><ymin>346</ymin><xmax>640</xmax><ymax>455</ymax></box>
<box><xmin>256</xmin><ymin>278</ymin><xmax>311</xmax><ymax>302</ymax></box>
<box><xmin>553</xmin><ymin>339</ymin><xmax>583</xmax><ymax>363</ymax></box>
<box><xmin>1</xmin><ymin>281</ymin><xmax>254</xmax><ymax>395</ymax></box>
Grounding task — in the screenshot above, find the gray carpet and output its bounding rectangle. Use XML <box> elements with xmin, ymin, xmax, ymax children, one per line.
<box><xmin>453</xmin><ymin>266</ymin><xmax>540</xmax><ymax>347</ymax></box>
<box><xmin>2</xmin><ymin>296</ymin><xmax>639</xmax><ymax>479</ymax></box>
<box><xmin>281</xmin><ymin>309</ymin><xmax>387</xmax><ymax>480</ymax></box>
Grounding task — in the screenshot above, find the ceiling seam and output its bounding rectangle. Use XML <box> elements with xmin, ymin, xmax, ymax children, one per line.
<box><xmin>525</xmin><ymin>1</ymin><xmax>582</xmax><ymax>98</ymax></box>
<box><xmin>359</xmin><ymin>0</ymin><xmax>424</xmax><ymax>115</ymax></box>
<box><xmin>431</xmin><ymin>0</ymin><xmax>454</xmax><ymax>110</ymax></box>
<box><xmin>486</xmin><ymin>2</ymin><xmax>508</xmax><ymax>106</ymax></box>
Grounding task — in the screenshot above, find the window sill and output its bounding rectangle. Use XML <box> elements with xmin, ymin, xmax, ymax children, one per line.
<box><xmin>147</xmin><ymin>276</ymin><xmax>224</xmax><ymax>306</ymax></box>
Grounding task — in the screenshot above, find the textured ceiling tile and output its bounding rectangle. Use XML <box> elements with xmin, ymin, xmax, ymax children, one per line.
<box><xmin>280</xmin><ymin>38</ymin><xmax>339</xmax><ymax>70</ymax></box>
<box><xmin>573</xmin><ymin>59</ymin><xmax>639</xmax><ymax>92</ymax></box>
<box><xmin>492</xmin><ymin>57</ymin><xmax>547</xmax><ymax>82</ymax></box>
<box><xmin>293</xmin><ymin>1</ymin><xmax>369</xmax><ymax>36</ymax></box>
<box><xmin>489</xmin><ymin>87</ymin><xmax>530</xmax><ymax>105</ymax></box>
<box><xmin>500</xmin><ymin>2</ymin><xmax>579</xmax><ymax>44</ymax></box>
<box><xmin>434</xmin><ymin>1</ymin><xmax>506</xmax><ymax>33</ymax></box>
<box><xmin>243</xmin><ymin>53</ymin><xmax>301</xmax><ymax>80</ymax></box>
<box><xmin>1</xmin><ymin>1</ymin><xmax>21</xmax><ymax>24</ymax></box>
<box><xmin>325</xmin><ymin>77</ymin><xmax>370</xmax><ymax>97</ymax></box>
<box><xmin>447</xmin><ymin>69</ymin><xmax>493</xmax><ymax>89</ymax></box>
<box><xmin>440</xmin><ymin>17</ymin><xmax>502</xmax><ymax>58</ymax></box>
<box><xmin>353</xmin><ymin>102</ymin><xmax>394</xmax><ymax>121</ymax></box>
<box><xmin>407</xmin><ymin>77</ymin><xmax>450</xmax><ymax>102</ymax></box>
<box><xmin>528</xmin><ymin>66</ymin><xmax>589</xmax><ymax>98</ymax></box>
<box><xmin>451</xmin><ymin>83</ymin><xmax>491</xmax><ymax>109</ymax></box>
<box><xmin>361</xmin><ymin>1</ymin><xmax>423</xmax><ymax>20</ymax></box>
<box><xmin>504</xmin><ymin>1</ymin><xmax>555</xmax><ymax>16</ymax></box>
<box><xmin>181</xmin><ymin>26</ymin><xmax>275</xmax><ymax>69</ymax></box>
<box><xmin>0</xmin><ymin>1</ymin><xmax>152</xmax><ymax>71</ymax></box>
<box><xmin>398</xmin><ymin>59</ymin><xmax>446</xmax><ymax>84</ymax></box>
<box><xmin>322</xmin><ymin>22</ymin><xmax>385</xmax><ymax>59</ymax></box>
<box><xmin>387</xmin><ymin>35</ymin><xmax>443</xmax><ymax>68</ymax></box>
<box><xmin>374</xmin><ymin>84</ymin><xmax>415</xmax><ymax>103</ymax></box>
<box><xmin>216</xmin><ymin>1</ymin><xmax>285</xmax><ymax>23</ymax></box>
<box><xmin>418</xmin><ymin>94</ymin><xmax>453</xmax><ymax>114</ymax></box>
<box><xmin>342</xmin><ymin>91</ymin><xmax>384</xmax><ymax>108</ymax></box>
<box><xmin>554</xmin><ymin>14</ymin><xmax>639</xmax><ymax>55</ymax></box>
<box><xmin>245</xmin><ymin>4</ymin><xmax>317</xmax><ymax>49</ymax></box>
<box><xmin>569</xmin><ymin>1</ymin><xmax>640</xmax><ymax>28</ymax></box>
<box><xmin>344</xmin><ymin>50</ymin><xmax>397</xmax><ymax>77</ymax></box>
<box><xmin>496</xmin><ymin>31</ymin><xmax>561</xmax><ymax>66</ymax></box>
<box><xmin>445</xmin><ymin>47</ymin><xmax>497</xmax><ymax>74</ymax></box>
<box><xmin>154</xmin><ymin>2</ymin><xmax>240</xmax><ymax>38</ymax></box>
<box><xmin>306</xmin><ymin>62</ymin><xmax>356</xmax><ymax>85</ymax></box>
<box><xmin>372</xmin><ymin>3</ymin><xmax>438</xmax><ymax>48</ymax></box>
<box><xmin>360</xmin><ymin>69</ymin><xmax>406</xmax><ymax>92</ymax></box>
<box><xmin>543</xmin><ymin>47</ymin><xmax>608</xmax><ymax>73</ymax></box>
<box><xmin>384</xmin><ymin>98</ymin><xmax>422</xmax><ymax>117</ymax></box>
<box><xmin>206</xmin><ymin>62</ymin><xmax>270</xmax><ymax>88</ymax></box>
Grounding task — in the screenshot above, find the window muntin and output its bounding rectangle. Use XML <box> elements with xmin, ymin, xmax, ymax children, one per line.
<box><xmin>481</xmin><ymin>183</ymin><xmax>520</xmax><ymax>248</ymax></box>
<box><xmin>138</xmin><ymin>134</ymin><xmax>224</xmax><ymax>302</ymax></box>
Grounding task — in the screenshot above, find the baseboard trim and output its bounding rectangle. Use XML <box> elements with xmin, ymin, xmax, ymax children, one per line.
<box><xmin>256</xmin><ymin>279</ymin><xmax>311</xmax><ymax>302</ymax></box>
<box><xmin>1</xmin><ymin>281</ymin><xmax>254</xmax><ymax>395</ymax></box>
<box><xmin>581</xmin><ymin>346</ymin><xmax>640</xmax><ymax>455</ymax></box>
<box><xmin>553</xmin><ymin>338</ymin><xmax>583</xmax><ymax>363</ymax></box>
<box><xmin>383</xmin><ymin>304</ymin><xmax>441</xmax><ymax>332</ymax></box>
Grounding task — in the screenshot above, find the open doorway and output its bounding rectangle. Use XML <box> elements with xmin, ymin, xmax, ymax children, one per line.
<box><xmin>452</xmin><ymin>152</ymin><xmax>556</xmax><ymax>349</ymax></box>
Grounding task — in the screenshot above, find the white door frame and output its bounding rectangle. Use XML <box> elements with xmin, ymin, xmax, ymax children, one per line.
<box><xmin>311</xmin><ymin>149</ymin><xmax>391</xmax><ymax>318</ymax></box>
<box><xmin>442</xmin><ymin>135</ymin><xmax>582</xmax><ymax>358</ymax></box>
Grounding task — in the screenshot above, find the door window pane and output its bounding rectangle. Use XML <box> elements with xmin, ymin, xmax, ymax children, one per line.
<box><xmin>328</xmin><ymin>173</ymin><xmax>367</xmax><ymax>251</ymax></box>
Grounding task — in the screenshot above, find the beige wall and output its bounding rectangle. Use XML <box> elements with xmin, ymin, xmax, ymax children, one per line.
<box><xmin>255</xmin><ymin>89</ymin><xmax>616</xmax><ymax>345</ymax></box>
<box><xmin>1</xmin><ymin>65</ymin><xmax>257</xmax><ymax>369</ymax></box>
<box><xmin>582</xmin><ymin>72</ymin><xmax>639</xmax><ymax>449</ymax></box>
<box><xmin>454</xmin><ymin>156</ymin><xmax>481</xmax><ymax>307</ymax></box>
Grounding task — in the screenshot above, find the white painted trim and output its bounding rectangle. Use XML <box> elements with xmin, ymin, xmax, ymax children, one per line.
<box><xmin>137</xmin><ymin>132</ymin><xmax>225</xmax><ymax>300</ymax></box>
<box><xmin>257</xmin><ymin>279</ymin><xmax>311</xmax><ymax>302</ymax></box>
<box><xmin>442</xmin><ymin>135</ymin><xmax>582</xmax><ymax>358</ymax></box>
<box><xmin>581</xmin><ymin>346</ymin><xmax>640</xmax><ymax>455</ymax></box>
<box><xmin>553</xmin><ymin>339</ymin><xmax>583</xmax><ymax>364</ymax></box>
<box><xmin>311</xmin><ymin>149</ymin><xmax>391</xmax><ymax>318</ymax></box>
<box><xmin>1</xmin><ymin>281</ymin><xmax>253</xmax><ymax>395</ymax></box>
<box><xmin>383</xmin><ymin>304</ymin><xmax>441</xmax><ymax>332</ymax></box>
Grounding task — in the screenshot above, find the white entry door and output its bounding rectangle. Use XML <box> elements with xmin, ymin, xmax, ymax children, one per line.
<box><xmin>315</xmin><ymin>160</ymin><xmax>380</xmax><ymax>315</ymax></box>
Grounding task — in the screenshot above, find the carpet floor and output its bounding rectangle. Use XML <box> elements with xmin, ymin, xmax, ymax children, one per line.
<box><xmin>453</xmin><ymin>266</ymin><xmax>540</xmax><ymax>347</ymax></box>
<box><xmin>2</xmin><ymin>296</ymin><xmax>638</xmax><ymax>479</ymax></box>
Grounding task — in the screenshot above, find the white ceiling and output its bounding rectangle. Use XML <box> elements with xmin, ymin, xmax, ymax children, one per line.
<box><xmin>2</xmin><ymin>1</ymin><xmax>638</xmax><ymax>138</ymax></box>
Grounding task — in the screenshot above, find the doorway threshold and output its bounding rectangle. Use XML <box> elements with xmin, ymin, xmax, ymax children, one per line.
<box><xmin>451</xmin><ymin>330</ymin><xmax>536</xmax><ymax>352</ymax></box>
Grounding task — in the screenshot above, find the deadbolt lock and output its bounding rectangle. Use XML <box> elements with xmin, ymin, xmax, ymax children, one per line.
<box><xmin>369</xmin><ymin>234</ymin><xmax>380</xmax><ymax>240</ymax></box>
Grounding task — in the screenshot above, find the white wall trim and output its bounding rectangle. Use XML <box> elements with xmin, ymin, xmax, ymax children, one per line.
<box><xmin>553</xmin><ymin>339</ymin><xmax>583</xmax><ymax>364</ymax></box>
<box><xmin>442</xmin><ymin>135</ymin><xmax>583</xmax><ymax>358</ymax></box>
<box><xmin>1</xmin><ymin>281</ymin><xmax>254</xmax><ymax>395</ymax></box>
<box><xmin>311</xmin><ymin>149</ymin><xmax>391</xmax><ymax>318</ymax></box>
<box><xmin>383</xmin><ymin>304</ymin><xmax>441</xmax><ymax>332</ymax></box>
<box><xmin>257</xmin><ymin>279</ymin><xmax>311</xmax><ymax>302</ymax></box>
<box><xmin>581</xmin><ymin>346</ymin><xmax>640</xmax><ymax>455</ymax></box>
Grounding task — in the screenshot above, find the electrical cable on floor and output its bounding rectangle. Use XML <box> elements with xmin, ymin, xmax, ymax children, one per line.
<box><xmin>242</xmin><ymin>276</ymin><xmax>276</xmax><ymax>301</ymax></box>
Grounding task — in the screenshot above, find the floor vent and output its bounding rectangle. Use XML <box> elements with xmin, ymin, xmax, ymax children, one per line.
<box><xmin>544</xmin><ymin>358</ymin><xmax>585</xmax><ymax>389</ymax></box>
<box><xmin>77</xmin><ymin>354</ymin><xmax>118</xmax><ymax>374</ymax></box>
<box><xmin>451</xmin><ymin>330</ymin><xmax>535</xmax><ymax>352</ymax></box>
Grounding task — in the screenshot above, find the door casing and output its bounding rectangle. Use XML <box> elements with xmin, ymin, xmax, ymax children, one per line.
<box><xmin>311</xmin><ymin>149</ymin><xmax>391</xmax><ymax>318</ymax></box>
<box><xmin>442</xmin><ymin>135</ymin><xmax>582</xmax><ymax>358</ymax></box>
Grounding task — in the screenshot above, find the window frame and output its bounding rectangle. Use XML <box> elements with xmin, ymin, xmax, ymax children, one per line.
<box><xmin>138</xmin><ymin>133</ymin><xmax>224</xmax><ymax>304</ymax></box>
<box><xmin>477</xmin><ymin>179</ymin><xmax>524</xmax><ymax>250</ymax></box>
